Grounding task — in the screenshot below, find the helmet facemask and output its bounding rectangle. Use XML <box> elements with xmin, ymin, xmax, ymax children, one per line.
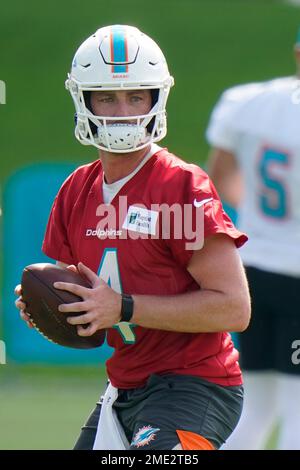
<box><xmin>67</xmin><ymin>82</ymin><xmax>171</xmax><ymax>153</ymax></box>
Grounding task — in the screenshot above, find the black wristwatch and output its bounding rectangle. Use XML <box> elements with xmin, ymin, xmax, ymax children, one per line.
<box><xmin>120</xmin><ymin>294</ymin><xmax>134</xmax><ymax>322</ymax></box>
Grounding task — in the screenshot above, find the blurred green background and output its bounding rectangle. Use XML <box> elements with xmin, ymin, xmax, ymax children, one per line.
<box><xmin>1</xmin><ymin>0</ymin><xmax>299</xmax><ymax>450</ymax></box>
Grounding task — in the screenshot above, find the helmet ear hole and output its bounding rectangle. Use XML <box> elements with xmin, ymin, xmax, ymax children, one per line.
<box><xmin>147</xmin><ymin>89</ymin><xmax>159</xmax><ymax>133</ymax></box>
<box><xmin>83</xmin><ymin>90</ymin><xmax>91</xmax><ymax>111</ymax></box>
<box><xmin>83</xmin><ymin>91</ymin><xmax>98</xmax><ymax>135</ymax></box>
<box><xmin>151</xmin><ymin>89</ymin><xmax>159</xmax><ymax>107</ymax></box>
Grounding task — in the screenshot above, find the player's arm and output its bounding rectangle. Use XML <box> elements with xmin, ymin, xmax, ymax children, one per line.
<box><xmin>131</xmin><ymin>233</ymin><xmax>250</xmax><ymax>333</ymax></box>
<box><xmin>207</xmin><ymin>147</ymin><xmax>243</xmax><ymax>209</ymax></box>
<box><xmin>54</xmin><ymin>234</ymin><xmax>250</xmax><ymax>335</ymax></box>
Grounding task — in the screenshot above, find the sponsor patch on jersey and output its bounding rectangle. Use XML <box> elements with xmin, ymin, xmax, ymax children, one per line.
<box><xmin>131</xmin><ymin>425</ymin><xmax>160</xmax><ymax>448</ymax></box>
<box><xmin>122</xmin><ymin>205</ymin><xmax>158</xmax><ymax>235</ymax></box>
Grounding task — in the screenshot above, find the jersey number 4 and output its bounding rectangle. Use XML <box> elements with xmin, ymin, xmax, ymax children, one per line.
<box><xmin>97</xmin><ymin>248</ymin><xmax>137</xmax><ymax>344</ymax></box>
<box><xmin>258</xmin><ymin>148</ymin><xmax>290</xmax><ymax>219</ymax></box>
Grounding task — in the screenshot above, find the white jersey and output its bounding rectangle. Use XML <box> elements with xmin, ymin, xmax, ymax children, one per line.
<box><xmin>207</xmin><ymin>76</ymin><xmax>300</xmax><ymax>277</ymax></box>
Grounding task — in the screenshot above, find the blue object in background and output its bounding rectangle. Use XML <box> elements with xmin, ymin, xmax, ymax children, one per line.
<box><xmin>3</xmin><ymin>163</ymin><xmax>113</xmax><ymax>364</ymax></box>
<box><xmin>222</xmin><ymin>201</ymin><xmax>238</xmax><ymax>225</ymax></box>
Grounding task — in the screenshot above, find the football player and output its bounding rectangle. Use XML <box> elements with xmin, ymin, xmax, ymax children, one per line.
<box><xmin>206</xmin><ymin>28</ymin><xmax>300</xmax><ymax>450</ymax></box>
<box><xmin>15</xmin><ymin>25</ymin><xmax>250</xmax><ymax>450</ymax></box>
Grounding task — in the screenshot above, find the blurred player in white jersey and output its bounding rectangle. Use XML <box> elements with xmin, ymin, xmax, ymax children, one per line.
<box><xmin>206</xmin><ymin>29</ymin><xmax>300</xmax><ymax>450</ymax></box>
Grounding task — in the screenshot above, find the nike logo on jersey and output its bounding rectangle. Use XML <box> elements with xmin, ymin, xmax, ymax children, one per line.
<box><xmin>193</xmin><ymin>197</ymin><xmax>213</xmax><ymax>208</ymax></box>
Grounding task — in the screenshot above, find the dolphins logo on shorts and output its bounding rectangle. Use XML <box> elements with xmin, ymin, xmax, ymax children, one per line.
<box><xmin>131</xmin><ymin>425</ymin><xmax>160</xmax><ymax>447</ymax></box>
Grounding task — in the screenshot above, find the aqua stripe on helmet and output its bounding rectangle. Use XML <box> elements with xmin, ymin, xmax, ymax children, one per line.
<box><xmin>111</xmin><ymin>25</ymin><xmax>127</xmax><ymax>73</ymax></box>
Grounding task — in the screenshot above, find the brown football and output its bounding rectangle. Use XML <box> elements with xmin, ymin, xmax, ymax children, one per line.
<box><xmin>21</xmin><ymin>263</ymin><xmax>106</xmax><ymax>349</ymax></box>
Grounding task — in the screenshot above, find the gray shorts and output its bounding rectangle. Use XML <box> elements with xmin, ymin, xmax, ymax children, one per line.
<box><xmin>74</xmin><ymin>373</ymin><xmax>243</xmax><ymax>450</ymax></box>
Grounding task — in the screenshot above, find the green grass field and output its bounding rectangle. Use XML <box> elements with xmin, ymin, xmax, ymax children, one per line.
<box><xmin>0</xmin><ymin>365</ymin><xmax>107</xmax><ymax>449</ymax></box>
<box><xmin>0</xmin><ymin>364</ymin><xmax>279</xmax><ymax>449</ymax></box>
<box><xmin>1</xmin><ymin>0</ymin><xmax>300</xmax><ymax>450</ymax></box>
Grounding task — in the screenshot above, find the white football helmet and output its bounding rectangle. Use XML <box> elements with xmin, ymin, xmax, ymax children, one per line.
<box><xmin>65</xmin><ymin>25</ymin><xmax>174</xmax><ymax>153</ymax></box>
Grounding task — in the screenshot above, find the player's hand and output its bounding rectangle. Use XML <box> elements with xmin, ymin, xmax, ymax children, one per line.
<box><xmin>53</xmin><ymin>262</ymin><xmax>122</xmax><ymax>336</ymax></box>
<box><xmin>14</xmin><ymin>284</ymin><xmax>34</xmax><ymax>328</ymax></box>
<box><xmin>66</xmin><ymin>264</ymin><xmax>78</xmax><ymax>273</ymax></box>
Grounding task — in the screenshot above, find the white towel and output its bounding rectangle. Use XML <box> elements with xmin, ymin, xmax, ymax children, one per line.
<box><xmin>93</xmin><ymin>382</ymin><xmax>130</xmax><ymax>450</ymax></box>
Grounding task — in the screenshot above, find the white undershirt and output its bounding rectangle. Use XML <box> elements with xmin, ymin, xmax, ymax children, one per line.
<box><xmin>102</xmin><ymin>144</ymin><xmax>162</xmax><ymax>204</ymax></box>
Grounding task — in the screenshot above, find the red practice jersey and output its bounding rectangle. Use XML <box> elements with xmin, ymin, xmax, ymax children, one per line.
<box><xmin>43</xmin><ymin>148</ymin><xmax>247</xmax><ymax>388</ymax></box>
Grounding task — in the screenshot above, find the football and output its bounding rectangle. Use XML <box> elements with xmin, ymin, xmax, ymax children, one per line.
<box><xmin>21</xmin><ymin>263</ymin><xmax>106</xmax><ymax>349</ymax></box>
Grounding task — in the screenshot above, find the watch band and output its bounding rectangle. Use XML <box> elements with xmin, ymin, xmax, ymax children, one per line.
<box><xmin>120</xmin><ymin>294</ymin><xmax>134</xmax><ymax>322</ymax></box>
